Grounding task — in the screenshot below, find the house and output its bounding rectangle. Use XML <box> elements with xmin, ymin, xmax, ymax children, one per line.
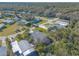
<box><xmin>13</xmin><ymin>16</ymin><xmax>20</xmax><ymax>21</ymax></box>
<box><xmin>48</xmin><ymin>20</ymin><xmax>69</xmax><ymax>31</ymax></box>
<box><xmin>55</xmin><ymin>20</ymin><xmax>69</xmax><ymax>27</ymax></box>
<box><xmin>18</xmin><ymin>40</ymin><xmax>39</xmax><ymax>56</ymax></box>
<box><xmin>0</xmin><ymin>46</ymin><xmax>7</xmax><ymax>56</ymax></box>
<box><xmin>30</xmin><ymin>30</ymin><xmax>51</xmax><ymax>45</ymax></box>
<box><xmin>48</xmin><ymin>24</ymin><xmax>62</xmax><ymax>32</ymax></box>
<box><xmin>11</xmin><ymin>40</ymin><xmax>39</xmax><ymax>56</ymax></box>
<box><xmin>18</xmin><ymin>20</ymin><xmax>29</xmax><ymax>25</ymax></box>
<box><xmin>27</xmin><ymin>10</ymin><xmax>32</xmax><ymax>14</ymax></box>
<box><xmin>32</xmin><ymin>18</ymin><xmax>41</xmax><ymax>24</ymax></box>
<box><xmin>3</xmin><ymin>19</ymin><xmax>14</xmax><ymax>25</ymax></box>
<box><xmin>0</xmin><ymin>23</ymin><xmax>5</xmax><ymax>30</ymax></box>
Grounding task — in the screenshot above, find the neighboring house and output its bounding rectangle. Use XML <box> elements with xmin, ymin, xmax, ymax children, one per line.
<box><xmin>30</xmin><ymin>30</ymin><xmax>51</xmax><ymax>45</ymax></box>
<box><xmin>48</xmin><ymin>20</ymin><xmax>69</xmax><ymax>31</ymax></box>
<box><xmin>18</xmin><ymin>40</ymin><xmax>39</xmax><ymax>56</ymax></box>
<box><xmin>11</xmin><ymin>40</ymin><xmax>39</xmax><ymax>56</ymax></box>
<box><xmin>0</xmin><ymin>23</ymin><xmax>5</xmax><ymax>30</ymax></box>
<box><xmin>0</xmin><ymin>46</ymin><xmax>7</xmax><ymax>56</ymax></box>
<box><xmin>0</xmin><ymin>15</ymin><xmax>3</xmax><ymax>19</ymax></box>
<box><xmin>55</xmin><ymin>20</ymin><xmax>69</xmax><ymax>27</ymax></box>
<box><xmin>27</xmin><ymin>10</ymin><xmax>32</xmax><ymax>14</ymax></box>
<box><xmin>32</xmin><ymin>18</ymin><xmax>41</xmax><ymax>24</ymax></box>
<box><xmin>18</xmin><ymin>19</ymin><xmax>29</xmax><ymax>25</ymax></box>
<box><xmin>13</xmin><ymin>16</ymin><xmax>20</xmax><ymax>21</ymax></box>
<box><xmin>3</xmin><ymin>19</ymin><xmax>14</xmax><ymax>25</ymax></box>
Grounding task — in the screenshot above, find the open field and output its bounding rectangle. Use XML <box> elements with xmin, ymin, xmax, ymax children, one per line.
<box><xmin>0</xmin><ymin>23</ymin><xmax>20</xmax><ymax>36</ymax></box>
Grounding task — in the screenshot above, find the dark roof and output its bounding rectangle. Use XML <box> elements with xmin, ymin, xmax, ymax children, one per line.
<box><xmin>0</xmin><ymin>46</ymin><xmax>7</xmax><ymax>56</ymax></box>
<box><xmin>27</xmin><ymin>51</ymin><xmax>39</xmax><ymax>56</ymax></box>
<box><xmin>32</xmin><ymin>18</ymin><xmax>41</xmax><ymax>23</ymax></box>
<box><xmin>31</xmin><ymin>30</ymin><xmax>51</xmax><ymax>45</ymax></box>
<box><xmin>15</xmin><ymin>51</ymin><xmax>21</xmax><ymax>56</ymax></box>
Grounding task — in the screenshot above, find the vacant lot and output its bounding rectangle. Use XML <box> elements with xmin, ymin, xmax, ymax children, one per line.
<box><xmin>0</xmin><ymin>23</ymin><xmax>20</xmax><ymax>36</ymax></box>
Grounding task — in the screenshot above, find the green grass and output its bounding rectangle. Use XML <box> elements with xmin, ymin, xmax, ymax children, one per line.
<box><xmin>5</xmin><ymin>24</ymin><xmax>10</xmax><ymax>28</ymax></box>
<box><xmin>0</xmin><ymin>40</ymin><xmax>2</xmax><ymax>46</ymax></box>
<box><xmin>34</xmin><ymin>27</ymin><xmax>47</xmax><ymax>32</ymax></box>
<box><xmin>39</xmin><ymin>20</ymin><xmax>46</xmax><ymax>24</ymax></box>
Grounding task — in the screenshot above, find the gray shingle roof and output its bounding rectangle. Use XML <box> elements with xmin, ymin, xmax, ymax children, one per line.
<box><xmin>0</xmin><ymin>46</ymin><xmax>7</xmax><ymax>56</ymax></box>
<box><xmin>18</xmin><ymin>40</ymin><xmax>33</xmax><ymax>53</ymax></box>
<box><xmin>3</xmin><ymin>19</ymin><xmax>14</xmax><ymax>24</ymax></box>
<box><xmin>31</xmin><ymin>30</ymin><xmax>51</xmax><ymax>44</ymax></box>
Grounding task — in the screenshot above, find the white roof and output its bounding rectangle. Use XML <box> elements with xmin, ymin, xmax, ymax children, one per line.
<box><xmin>39</xmin><ymin>25</ymin><xmax>47</xmax><ymax>29</ymax></box>
<box><xmin>11</xmin><ymin>41</ymin><xmax>22</xmax><ymax>53</ymax></box>
<box><xmin>58</xmin><ymin>22</ymin><xmax>68</xmax><ymax>26</ymax></box>
<box><xmin>23</xmin><ymin>48</ymin><xmax>35</xmax><ymax>56</ymax></box>
<box><xmin>56</xmin><ymin>20</ymin><xmax>69</xmax><ymax>26</ymax></box>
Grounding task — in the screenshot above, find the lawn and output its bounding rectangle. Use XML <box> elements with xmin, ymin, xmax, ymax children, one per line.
<box><xmin>39</xmin><ymin>20</ymin><xmax>46</xmax><ymax>24</ymax></box>
<box><xmin>0</xmin><ymin>40</ymin><xmax>2</xmax><ymax>46</ymax></box>
<box><xmin>0</xmin><ymin>23</ymin><xmax>21</xmax><ymax>36</ymax></box>
<box><xmin>0</xmin><ymin>19</ymin><xmax>3</xmax><ymax>24</ymax></box>
<box><xmin>34</xmin><ymin>27</ymin><xmax>47</xmax><ymax>33</ymax></box>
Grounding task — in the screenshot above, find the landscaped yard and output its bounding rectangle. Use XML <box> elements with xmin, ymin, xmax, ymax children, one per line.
<box><xmin>0</xmin><ymin>23</ymin><xmax>21</xmax><ymax>36</ymax></box>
